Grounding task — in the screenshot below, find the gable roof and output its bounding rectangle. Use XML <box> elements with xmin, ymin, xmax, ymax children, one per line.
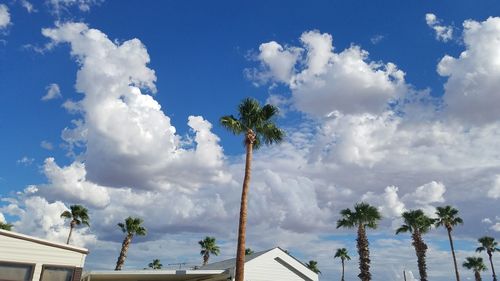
<box><xmin>198</xmin><ymin>248</ymin><xmax>274</xmax><ymax>270</ymax></box>
<box><xmin>0</xmin><ymin>229</ymin><xmax>89</xmax><ymax>254</ymax></box>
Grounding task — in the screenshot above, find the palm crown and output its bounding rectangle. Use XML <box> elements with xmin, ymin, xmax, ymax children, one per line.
<box><xmin>199</xmin><ymin>236</ymin><xmax>220</xmax><ymax>257</ymax></box>
<box><xmin>396</xmin><ymin>210</ymin><xmax>435</xmax><ymax>234</ymax></box>
<box><xmin>463</xmin><ymin>257</ymin><xmax>487</xmax><ymax>272</ymax></box>
<box><xmin>334</xmin><ymin>248</ymin><xmax>351</xmax><ymax>261</ymax></box>
<box><xmin>0</xmin><ymin>221</ymin><xmax>13</xmax><ymax>231</ymax></box>
<box><xmin>306</xmin><ymin>260</ymin><xmax>321</xmax><ymax>274</ymax></box>
<box><xmin>337</xmin><ymin>202</ymin><xmax>382</xmax><ymax>229</ymax></box>
<box><xmin>148</xmin><ymin>259</ymin><xmax>162</xmax><ymax>270</ymax></box>
<box><xmin>60</xmin><ymin>204</ymin><xmax>90</xmax><ymax>227</ymax></box>
<box><xmin>435</xmin><ymin>206</ymin><xmax>463</xmax><ymax>230</ymax></box>
<box><xmin>476</xmin><ymin>236</ymin><xmax>500</xmax><ymax>253</ymax></box>
<box><xmin>220</xmin><ymin>98</ymin><xmax>284</xmax><ymax>149</ymax></box>
<box><xmin>118</xmin><ymin>217</ymin><xmax>147</xmax><ymax>236</ymax></box>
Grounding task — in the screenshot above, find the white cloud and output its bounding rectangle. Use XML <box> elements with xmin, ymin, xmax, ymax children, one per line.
<box><xmin>0</xmin><ymin>212</ymin><xmax>5</xmax><ymax>223</ymax></box>
<box><xmin>406</xmin><ymin>181</ymin><xmax>446</xmax><ymax>206</ymax></box>
<box><xmin>20</xmin><ymin>0</ymin><xmax>36</xmax><ymax>13</ymax></box>
<box><xmin>362</xmin><ymin>186</ymin><xmax>406</xmax><ymax>218</ymax></box>
<box><xmin>40</xmin><ymin>140</ymin><xmax>54</xmax><ymax>150</ymax></box>
<box><xmin>16</xmin><ymin>156</ymin><xmax>34</xmax><ymax>166</ymax></box>
<box><xmin>42</xmin><ymin>83</ymin><xmax>62</xmax><ymax>101</ymax></box>
<box><xmin>426</xmin><ymin>13</ymin><xmax>453</xmax><ymax>42</ymax></box>
<box><xmin>491</xmin><ymin>223</ymin><xmax>500</xmax><ymax>232</ymax></box>
<box><xmin>438</xmin><ymin>17</ymin><xmax>500</xmax><ymax>124</ymax></box>
<box><xmin>0</xmin><ymin>4</ymin><xmax>10</xmax><ymax>29</ymax></box>
<box><xmin>487</xmin><ymin>175</ymin><xmax>500</xmax><ymax>199</ymax></box>
<box><xmin>482</xmin><ymin>218</ymin><xmax>492</xmax><ymax>224</ymax></box>
<box><xmin>370</xmin><ymin>34</ymin><xmax>385</xmax><ymax>45</ymax></box>
<box><xmin>47</xmin><ymin>0</ymin><xmax>102</xmax><ymax>14</ymax></box>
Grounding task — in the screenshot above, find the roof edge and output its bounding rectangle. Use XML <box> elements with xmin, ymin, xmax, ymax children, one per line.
<box><xmin>0</xmin><ymin>229</ymin><xmax>89</xmax><ymax>254</ymax></box>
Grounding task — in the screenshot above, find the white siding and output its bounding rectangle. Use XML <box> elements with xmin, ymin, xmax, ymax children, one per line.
<box><xmin>0</xmin><ymin>233</ymin><xmax>86</xmax><ymax>281</ymax></box>
<box><xmin>244</xmin><ymin>249</ymin><xmax>318</xmax><ymax>281</ymax></box>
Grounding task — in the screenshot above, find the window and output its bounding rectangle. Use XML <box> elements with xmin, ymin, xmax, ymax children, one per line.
<box><xmin>39</xmin><ymin>266</ymin><xmax>74</xmax><ymax>281</ymax></box>
<box><xmin>0</xmin><ymin>261</ymin><xmax>34</xmax><ymax>281</ymax></box>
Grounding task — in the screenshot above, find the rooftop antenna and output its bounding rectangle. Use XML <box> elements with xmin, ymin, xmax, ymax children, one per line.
<box><xmin>168</xmin><ymin>262</ymin><xmax>187</xmax><ymax>269</ymax></box>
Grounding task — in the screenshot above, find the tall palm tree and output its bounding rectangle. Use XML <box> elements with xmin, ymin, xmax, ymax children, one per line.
<box><xmin>305</xmin><ymin>260</ymin><xmax>321</xmax><ymax>274</ymax></box>
<box><xmin>435</xmin><ymin>205</ymin><xmax>463</xmax><ymax>281</ymax></box>
<box><xmin>199</xmin><ymin>236</ymin><xmax>220</xmax><ymax>265</ymax></box>
<box><xmin>245</xmin><ymin>248</ymin><xmax>254</xmax><ymax>255</ymax></box>
<box><xmin>220</xmin><ymin>97</ymin><xmax>284</xmax><ymax>281</ymax></box>
<box><xmin>148</xmin><ymin>259</ymin><xmax>162</xmax><ymax>270</ymax></box>
<box><xmin>396</xmin><ymin>209</ymin><xmax>435</xmax><ymax>281</ymax></box>
<box><xmin>476</xmin><ymin>236</ymin><xmax>499</xmax><ymax>281</ymax></box>
<box><xmin>463</xmin><ymin>257</ymin><xmax>487</xmax><ymax>281</ymax></box>
<box><xmin>0</xmin><ymin>221</ymin><xmax>13</xmax><ymax>231</ymax></box>
<box><xmin>115</xmin><ymin>217</ymin><xmax>147</xmax><ymax>270</ymax></box>
<box><xmin>337</xmin><ymin>202</ymin><xmax>382</xmax><ymax>281</ymax></box>
<box><xmin>334</xmin><ymin>248</ymin><xmax>351</xmax><ymax>281</ymax></box>
<box><xmin>60</xmin><ymin>204</ymin><xmax>90</xmax><ymax>244</ymax></box>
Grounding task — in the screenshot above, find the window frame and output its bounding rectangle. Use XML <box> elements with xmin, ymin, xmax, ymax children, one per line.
<box><xmin>38</xmin><ymin>264</ymin><xmax>76</xmax><ymax>281</ymax></box>
<box><xmin>0</xmin><ymin>260</ymin><xmax>36</xmax><ymax>281</ymax></box>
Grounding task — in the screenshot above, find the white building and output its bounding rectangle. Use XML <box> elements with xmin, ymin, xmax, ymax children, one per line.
<box><xmin>83</xmin><ymin>247</ymin><xmax>319</xmax><ymax>281</ymax></box>
<box><xmin>0</xmin><ymin>229</ymin><xmax>88</xmax><ymax>281</ymax></box>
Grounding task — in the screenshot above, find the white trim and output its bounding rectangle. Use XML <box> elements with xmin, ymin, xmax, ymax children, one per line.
<box><xmin>0</xmin><ymin>229</ymin><xmax>89</xmax><ymax>254</ymax></box>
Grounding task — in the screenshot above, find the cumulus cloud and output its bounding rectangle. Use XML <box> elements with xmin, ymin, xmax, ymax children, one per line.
<box><xmin>438</xmin><ymin>17</ymin><xmax>500</xmax><ymax>124</ymax></box>
<box><xmin>42</xmin><ymin>83</ymin><xmax>62</xmax><ymax>101</ymax></box>
<box><xmin>19</xmin><ymin>0</ymin><xmax>36</xmax><ymax>13</ymax></box>
<box><xmin>40</xmin><ymin>140</ymin><xmax>54</xmax><ymax>150</ymax></box>
<box><xmin>362</xmin><ymin>186</ymin><xmax>406</xmax><ymax>218</ymax></box>
<box><xmin>487</xmin><ymin>175</ymin><xmax>500</xmax><ymax>199</ymax></box>
<box><xmin>0</xmin><ymin>4</ymin><xmax>10</xmax><ymax>29</ymax></box>
<box><xmin>47</xmin><ymin>0</ymin><xmax>102</xmax><ymax>15</ymax></box>
<box><xmin>426</xmin><ymin>13</ymin><xmax>453</xmax><ymax>42</ymax></box>
<box><xmin>491</xmin><ymin>223</ymin><xmax>500</xmax><ymax>232</ymax></box>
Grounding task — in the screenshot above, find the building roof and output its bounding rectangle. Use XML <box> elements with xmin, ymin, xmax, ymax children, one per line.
<box><xmin>0</xmin><ymin>228</ymin><xmax>89</xmax><ymax>254</ymax></box>
<box><xmin>198</xmin><ymin>247</ymin><xmax>279</xmax><ymax>270</ymax></box>
<box><xmin>82</xmin><ymin>270</ymin><xmax>228</xmax><ymax>281</ymax></box>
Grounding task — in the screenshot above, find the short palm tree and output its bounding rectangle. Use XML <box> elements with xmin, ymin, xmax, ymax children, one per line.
<box><xmin>0</xmin><ymin>221</ymin><xmax>13</xmax><ymax>231</ymax></box>
<box><xmin>435</xmin><ymin>205</ymin><xmax>463</xmax><ymax>281</ymax></box>
<box><xmin>463</xmin><ymin>257</ymin><xmax>487</xmax><ymax>281</ymax></box>
<box><xmin>199</xmin><ymin>236</ymin><xmax>220</xmax><ymax>265</ymax></box>
<box><xmin>396</xmin><ymin>209</ymin><xmax>435</xmax><ymax>281</ymax></box>
<box><xmin>148</xmin><ymin>259</ymin><xmax>162</xmax><ymax>270</ymax></box>
<box><xmin>245</xmin><ymin>248</ymin><xmax>254</xmax><ymax>255</ymax></box>
<box><xmin>115</xmin><ymin>217</ymin><xmax>147</xmax><ymax>270</ymax></box>
<box><xmin>337</xmin><ymin>202</ymin><xmax>382</xmax><ymax>281</ymax></box>
<box><xmin>334</xmin><ymin>248</ymin><xmax>351</xmax><ymax>281</ymax></box>
<box><xmin>476</xmin><ymin>236</ymin><xmax>499</xmax><ymax>281</ymax></box>
<box><xmin>220</xmin><ymin>97</ymin><xmax>284</xmax><ymax>281</ymax></box>
<box><xmin>306</xmin><ymin>260</ymin><xmax>321</xmax><ymax>274</ymax></box>
<box><xmin>60</xmin><ymin>204</ymin><xmax>90</xmax><ymax>244</ymax></box>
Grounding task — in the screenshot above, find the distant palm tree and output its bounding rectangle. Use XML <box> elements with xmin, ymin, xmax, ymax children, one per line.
<box><xmin>60</xmin><ymin>204</ymin><xmax>90</xmax><ymax>244</ymax></box>
<box><xmin>463</xmin><ymin>257</ymin><xmax>487</xmax><ymax>281</ymax></box>
<box><xmin>396</xmin><ymin>209</ymin><xmax>435</xmax><ymax>281</ymax></box>
<box><xmin>306</xmin><ymin>260</ymin><xmax>321</xmax><ymax>274</ymax></box>
<box><xmin>334</xmin><ymin>248</ymin><xmax>351</xmax><ymax>281</ymax></box>
<box><xmin>435</xmin><ymin>205</ymin><xmax>463</xmax><ymax>281</ymax></box>
<box><xmin>199</xmin><ymin>236</ymin><xmax>220</xmax><ymax>265</ymax></box>
<box><xmin>476</xmin><ymin>236</ymin><xmax>499</xmax><ymax>281</ymax></box>
<box><xmin>148</xmin><ymin>259</ymin><xmax>162</xmax><ymax>270</ymax></box>
<box><xmin>220</xmin><ymin>98</ymin><xmax>284</xmax><ymax>281</ymax></box>
<box><xmin>0</xmin><ymin>221</ymin><xmax>13</xmax><ymax>231</ymax></box>
<box><xmin>115</xmin><ymin>217</ymin><xmax>147</xmax><ymax>270</ymax></box>
<box><xmin>337</xmin><ymin>202</ymin><xmax>381</xmax><ymax>281</ymax></box>
<box><xmin>245</xmin><ymin>248</ymin><xmax>254</xmax><ymax>255</ymax></box>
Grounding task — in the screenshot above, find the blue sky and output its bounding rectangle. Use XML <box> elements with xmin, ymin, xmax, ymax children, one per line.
<box><xmin>1</xmin><ymin>1</ymin><xmax>500</xmax><ymax>281</ymax></box>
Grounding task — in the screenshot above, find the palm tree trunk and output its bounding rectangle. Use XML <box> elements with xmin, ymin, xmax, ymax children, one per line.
<box><xmin>357</xmin><ymin>224</ymin><xmax>371</xmax><ymax>281</ymax></box>
<box><xmin>412</xmin><ymin>231</ymin><xmax>428</xmax><ymax>281</ymax></box>
<box><xmin>474</xmin><ymin>270</ymin><xmax>482</xmax><ymax>281</ymax></box>
<box><xmin>66</xmin><ymin>221</ymin><xmax>75</xmax><ymax>244</ymax></box>
<box><xmin>488</xmin><ymin>251</ymin><xmax>497</xmax><ymax>281</ymax></box>
<box><xmin>234</xmin><ymin>130</ymin><xmax>254</xmax><ymax>281</ymax></box>
<box><xmin>115</xmin><ymin>234</ymin><xmax>133</xmax><ymax>270</ymax></box>
<box><xmin>203</xmin><ymin>253</ymin><xmax>209</xmax><ymax>266</ymax></box>
<box><xmin>447</xmin><ymin>227</ymin><xmax>460</xmax><ymax>281</ymax></box>
<box><xmin>341</xmin><ymin>258</ymin><xmax>345</xmax><ymax>281</ymax></box>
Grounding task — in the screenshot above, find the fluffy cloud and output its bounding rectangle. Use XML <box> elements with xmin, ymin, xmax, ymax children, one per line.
<box><xmin>40</xmin><ymin>140</ymin><xmax>54</xmax><ymax>150</ymax></box>
<box><xmin>0</xmin><ymin>4</ymin><xmax>10</xmax><ymax>29</ymax></box>
<box><xmin>487</xmin><ymin>175</ymin><xmax>500</xmax><ymax>199</ymax></box>
<box><xmin>16</xmin><ymin>156</ymin><xmax>34</xmax><ymax>166</ymax></box>
<box><xmin>47</xmin><ymin>0</ymin><xmax>102</xmax><ymax>14</ymax></box>
<box><xmin>438</xmin><ymin>17</ymin><xmax>500</xmax><ymax>124</ymax></box>
<box><xmin>362</xmin><ymin>186</ymin><xmax>406</xmax><ymax>218</ymax></box>
<box><xmin>426</xmin><ymin>13</ymin><xmax>453</xmax><ymax>42</ymax></box>
<box><xmin>42</xmin><ymin>83</ymin><xmax>62</xmax><ymax>101</ymax></box>
<box><xmin>20</xmin><ymin>0</ymin><xmax>36</xmax><ymax>13</ymax></box>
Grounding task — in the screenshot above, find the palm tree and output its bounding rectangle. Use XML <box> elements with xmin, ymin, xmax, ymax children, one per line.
<box><xmin>435</xmin><ymin>205</ymin><xmax>463</xmax><ymax>281</ymax></box>
<box><xmin>245</xmin><ymin>248</ymin><xmax>254</xmax><ymax>255</ymax></box>
<box><xmin>199</xmin><ymin>236</ymin><xmax>220</xmax><ymax>265</ymax></box>
<box><xmin>60</xmin><ymin>204</ymin><xmax>90</xmax><ymax>244</ymax></box>
<box><xmin>334</xmin><ymin>248</ymin><xmax>351</xmax><ymax>281</ymax></box>
<box><xmin>336</xmin><ymin>202</ymin><xmax>382</xmax><ymax>281</ymax></box>
<box><xmin>115</xmin><ymin>217</ymin><xmax>147</xmax><ymax>270</ymax></box>
<box><xmin>396</xmin><ymin>210</ymin><xmax>435</xmax><ymax>281</ymax></box>
<box><xmin>476</xmin><ymin>236</ymin><xmax>499</xmax><ymax>281</ymax></box>
<box><xmin>0</xmin><ymin>221</ymin><xmax>13</xmax><ymax>231</ymax></box>
<box><xmin>463</xmin><ymin>257</ymin><xmax>487</xmax><ymax>281</ymax></box>
<box><xmin>148</xmin><ymin>259</ymin><xmax>162</xmax><ymax>270</ymax></box>
<box><xmin>220</xmin><ymin>97</ymin><xmax>284</xmax><ymax>281</ymax></box>
<box><xmin>305</xmin><ymin>260</ymin><xmax>321</xmax><ymax>274</ymax></box>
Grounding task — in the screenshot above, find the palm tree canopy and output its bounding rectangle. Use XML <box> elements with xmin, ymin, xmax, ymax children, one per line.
<box><xmin>60</xmin><ymin>204</ymin><xmax>90</xmax><ymax>227</ymax></box>
<box><xmin>463</xmin><ymin>257</ymin><xmax>487</xmax><ymax>272</ymax></box>
<box><xmin>435</xmin><ymin>206</ymin><xmax>463</xmax><ymax>229</ymax></box>
<box><xmin>118</xmin><ymin>217</ymin><xmax>147</xmax><ymax>236</ymax></box>
<box><xmin>199</xmin><ymin>236</ymin><xmax>220</xmax><ymax>256</ymax></box>
<box><xmin>0</xmin><ymin>221</ymin><xmax>13</xmax><ymax>231</ymax></box>
<box><xmin>476</xmin><ymin>236</ymin><xmax>500</xmax><ymax>253</ymax></box>
<box><xmin>220</xmin><ymin>98</ymin><xmax>284</xmax><ymax>149</ymax></box>
<box><xmin>305</xmin><ymin>260</ymin><xmax>321</xmax><ymax>274</ymax></box>
<box><xmin>336</xmin><ymin>202</ymin><xmax>382</xmax><ymax>229</ymax></box>
<box><xmin>245</xmin><ymin>248</ymin><xmax>254</xmax><ymax>255</ymax></box>
<box><xmin>396</xmin><ymin>209</ymin><xmax>435</xmax><ymax>235</ymax></box>
<box><xmin>334</xmin><ymin>248</ymin><xmax>351</xmax><ymax>260</ymax></box>
<box><xmin>148</xmin><ymin>259</ymin><xmax>162</xmax><ymax>269</ymax></box>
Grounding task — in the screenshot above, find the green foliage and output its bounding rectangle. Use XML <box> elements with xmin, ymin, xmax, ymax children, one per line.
<box><xmin>60</xmin><ymin>204</ymin><xmax>90</xmax><ymax>227</ymax></box>
<box><xmin>396</xmin><ymin>209</ymin><xmax>435</xmax><ymax>235</ymax></box>
<box><xmin>435</xmin><ymin>205</ymin><xmax>463</xmax><ymax>229</ymax></box>
<box><xmin>305</xmin><ymin>260</ymin><xmax>321</xmax><ymax>274</ymax></box>
<box><xmin>118</xmin><ymin>217</ymin><xmax>147</xmax><ymax>236</ymax></box>
<box><xmin>245</xmin><ymin>248</ymin><xmax>254</xmax><ymax>255</ymax></box>
<box><xmin>148</xmin><ymin>259</ymin><xmax>162</xmax><ymax>270</ymax></box>
<box><xmin>0</xmin><ymin>221</ymin><xmax>13</xmax><ymax>231</ymax></box>
<box><xmin>334</xmin><ymin>248</ymin><xmax>351</xmax><ymax>261</ymax></box>
<box><xmin>476</xmin><ymin>236</ymin><xmax>500</xmax><ymax>253</ymax></box>
<box><xmin>199</xmin><ymin>236</ymin><xmax>220</xmax><ymax>257</ymax></box>
<box><xmin>336</xmin><ymin>202</ymin><xmax>382</xmax><ymax>229</ymax></box>
<box><xmin>463</xmin><ymin>257</ymin><xmax>487</xmax><ymax>272</ymax></box>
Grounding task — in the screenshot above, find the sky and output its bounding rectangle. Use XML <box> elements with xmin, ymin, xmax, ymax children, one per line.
<box><xmin>1</xmin><ymin>0</ymin><xmax>500</xmax><ymax>280</ymax></box>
